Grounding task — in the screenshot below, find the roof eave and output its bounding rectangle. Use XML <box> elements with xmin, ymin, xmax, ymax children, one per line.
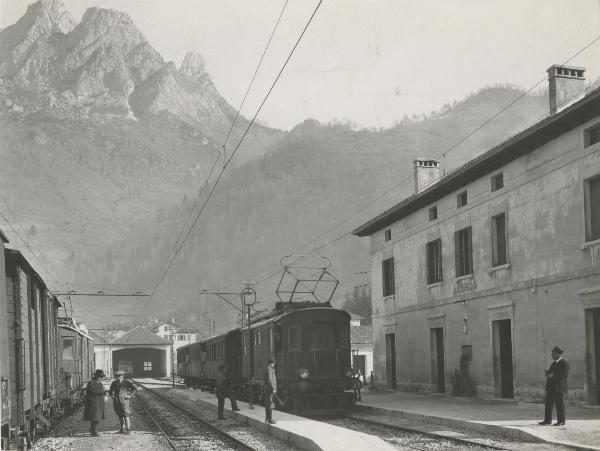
<box><xmin>352</xmin><ymin>86</ymin><xmax>600</xmax><ymax>237</ymax></box>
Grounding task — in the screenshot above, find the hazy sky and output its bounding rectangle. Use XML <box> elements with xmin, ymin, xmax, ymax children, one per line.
<box><xmin>2</xmin><ymin>0</ymin><xmax>600</xmax><ymax>130</ymax></box>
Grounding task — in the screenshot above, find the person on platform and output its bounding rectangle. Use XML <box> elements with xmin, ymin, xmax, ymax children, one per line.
<box><xmin>84</xmin><ymin>369</ymin><xmax>106</xmax><ymax>437</ymax></box>
<box><xmin>216</xmin><ymin>364</ymin><xmax>239</xmax><ymax>420</ymax></box>
<box><xmin>263</xmin><ymin>356</ymin><xmax>277</xmax><ymax>424</ymax></box>
<box><xmin>539</xmin><ymin>346</ymin><xmax>570</xmax><ymax>426</ymax></box>
<box><xmin>109</xmin><ymin>370</ymin><xmax>137</xmax><ymax>434</ymax></box>
<box><xmin>353</xmin><ymin>368</ymin><xmax>363</xmax><ymax>402</ymax></box>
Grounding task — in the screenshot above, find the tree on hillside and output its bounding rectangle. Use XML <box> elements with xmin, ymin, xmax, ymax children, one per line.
<box><xmin>342</xmin><ymin>284</ymin><xmax>372</xmax><ymax>325</ymax></box>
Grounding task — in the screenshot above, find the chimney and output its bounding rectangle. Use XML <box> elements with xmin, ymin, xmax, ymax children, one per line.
<box><xmin>547</xmin><ymin>64</ymin><xmax>585</xmax><ymax>114</ymax></box>
<box><xmin>414</xmin><ymin>158</ymin><xmax>441</xmax><ymax>194</ymax></box>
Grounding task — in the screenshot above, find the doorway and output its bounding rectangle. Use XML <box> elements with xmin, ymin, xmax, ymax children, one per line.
<box><xmin>585</xmin><ymin>308</ymin><xmax>600</xmax><ymax>404</ymax></box>
<box><xmin>430</xmin><ymin>327</ymin><xmax>445</xmax><ymax>393</ymax></box>
<box><xmin>492</xmin><ymin>319</ymin><xmax>514</xmax><ymax>398</ymax></box>
<box><xmin>385</xmin><ymin>333</ymin><xmax>397</xmax><ymax>389</ymax></box>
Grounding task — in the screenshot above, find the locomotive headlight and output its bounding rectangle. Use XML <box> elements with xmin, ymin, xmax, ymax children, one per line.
<box><xmin>298</xmin><ymin>368</ymin><xmax>309</xmax><ymax>379</ymax></box>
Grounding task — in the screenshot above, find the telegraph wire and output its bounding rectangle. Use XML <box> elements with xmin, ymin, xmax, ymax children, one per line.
<box><xmin>228</xmin><ymin>33</ymin><xmax>600</xmax><ymax>292</ymax></box>
<box><xmin>148</xmin><ymin>0</ymin><xmax>290</xmax><ymax>295</ymax></box>
<box><xmin>142</xmin><ymin>0</ymin><xmax>325</xmax><ymax>314</ymax></box>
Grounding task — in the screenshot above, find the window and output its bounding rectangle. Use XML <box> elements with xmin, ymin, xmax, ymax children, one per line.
<box><xmin>426</xmin><ymin>239</ymin><xmax>443</xmax><ymax>284</ymax></box>
<box><xmin>144</xmin><ymin>361</ymin><xmax>152</xmax><ymax>371</ymax></box>
<box><xmin>382</xmin><ymin>257</ymin><xmax>395</xmax><ymax>297</ymax></box>
<box><xmin>178</xmin><ymin>334</ymin><xmax>186</xmax><ymax>341</ymax></box>
<box><xmin>585</xmin><ymin>124</ymin><xmax>600</xmax><ymax>147</ymax></box>
<box><xmin>457</xmin><ymin>191</ymin><xmax>468</xmax><ymax>208</ymax></box>
<box><xmin>384</xmin><ymin>229</ymin><xmax>392</xmax><ymax>241</ymax></box>
<box><xmin>585</xmin><ymin>175</ymin><xmax>600</xmax><ymax>241</ymax></box>
<box><xmin>429</xmin><ymin>206</ymin><xmax>438</xmax><ymax>221</ymax></box>
<box><xmin>491</xmin><ymin>213</ymin><xmax>507</xmax><ymax>266</ymax></box>
<box><xmin>455</xmin><ymin>227</ymin><xmax>473</xmax><ymax>277</ymax></box>
<box><xmin>288</xmin><ymin>327</ymin><xmax>301</xmax><ymax>350</ymax></box>
<box><xmin>311</xmin><ymin>322</ymin><xmax>335</xmax><ymax>349</ymax></box>
<box><xmin>491</xmin><ymin>173</ymin><xmax>504</xmax><ymax>192</ymax></box>
<box><xmin>62</xmin><ymin>338</ymin><xmax>73</xmax><ymax>360</ymax></box>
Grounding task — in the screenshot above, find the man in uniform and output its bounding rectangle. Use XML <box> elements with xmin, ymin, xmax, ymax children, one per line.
<box><xmin>539</xmin><ymin>346</ymin><xmax>569</xmax><ymax>426</ymax></box>
<box><xmin>216</xmin><ymin>364</ymin><xmax>239</xmax><ymax>420</ymax></box>
<box><xmin>264</xmin><ymin>356</ymin><xmax>277</xmax><ymax>424</ymax></box>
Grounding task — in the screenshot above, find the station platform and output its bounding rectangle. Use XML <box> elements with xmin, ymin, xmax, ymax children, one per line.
<box><xmin>355</xmin><ymin>388</ymin><xmax>600</xmax><ymax>451</ymax></box>
<box><xmin>167</xmin><ymin>388</ymin><xmax>395</xmax><ymax>451</ymax></box>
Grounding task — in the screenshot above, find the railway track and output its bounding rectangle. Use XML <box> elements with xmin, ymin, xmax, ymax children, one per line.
<box><xmin>132</xmin><ymin>379</ymin><xmax>254</xmax><ymax>451</ymax></box>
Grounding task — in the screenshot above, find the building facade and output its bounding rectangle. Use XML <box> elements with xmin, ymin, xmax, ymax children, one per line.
<box><xmin>353</xmin><ymin>65</ymin><xmax>600</xmax><ymax>404</ymax></box>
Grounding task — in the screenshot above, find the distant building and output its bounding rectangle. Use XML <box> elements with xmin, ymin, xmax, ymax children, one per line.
<box><xmin>151</xmin><ymin>320</ymin><xmax>201</xmax><ymax>370</ymax></box>
<box><xmin>353</xmin><ymin>65</ymin><xmax>600</xmax><ymax>404</ymax></box>
<box><xmin>350</xmin><ymin>324</ymin><xmax>373</xmax><ymax>384</ymax></box>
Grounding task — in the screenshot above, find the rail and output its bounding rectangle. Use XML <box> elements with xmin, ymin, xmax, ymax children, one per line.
<box><xmin>131</xmin><ymin>379</ymin><xmax>253</xmax><ymax>450</ymax></box>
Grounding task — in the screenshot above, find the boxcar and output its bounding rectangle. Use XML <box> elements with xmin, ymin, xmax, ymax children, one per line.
<box><xmin>2</xmin><ymin>248</ymin><xmax>62</xmax><ymax>446</ymax></box>
<box><xmin>58</xmin><ymin>321</ymin><xmax>95</xmax><ymax>407</ymax></box>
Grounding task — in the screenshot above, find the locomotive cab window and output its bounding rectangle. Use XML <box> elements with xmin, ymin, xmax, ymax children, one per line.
<box><xmin>288</xmin><ymin>327</ymin><xmax>301</xmax><ymax>350</ymax></box>
<box><xmin>311</xmin><ymin>322</ymin><xmax>335</xmax><ymax>350</ymax></box>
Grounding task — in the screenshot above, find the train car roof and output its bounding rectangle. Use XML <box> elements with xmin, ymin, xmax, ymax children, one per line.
<box><xmin>5</xmin><ymin>248</ymin><xmax>47</xmax><ymax>290</ymax></box>
<box><xmin>0</xmin><ymin>228</ymin><xmax>8</xmax><ymax>243</ymax></box>
<box><xmin>250</xmin><ymin>306</ymin><xmax>350</xmax><ymax>330</ymax></box>
<box><xmin>58</xmin><ymin>323</ymin><xmax>95</xmax><ymax>341</ymax></box>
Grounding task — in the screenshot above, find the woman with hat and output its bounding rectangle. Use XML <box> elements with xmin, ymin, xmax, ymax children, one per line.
<box><xmin>84</xmin><ymin>369</ymin><xmax>106</xmax><ymax>436</ymax></box>
<box><xmin>109</xmin><ymin>370</ymin><xmax>137</xmax><ymax>434</ymax></box>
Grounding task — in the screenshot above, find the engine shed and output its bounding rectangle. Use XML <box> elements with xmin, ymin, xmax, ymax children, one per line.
<box><xmin>93</xmin><ymin>326</ymin><xmax>173</xmax><ymax>378</ymax></box>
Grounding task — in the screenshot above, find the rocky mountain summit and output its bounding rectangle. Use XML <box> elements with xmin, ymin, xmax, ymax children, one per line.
<box><xmin>0</xmin><ymin>0</ymin><xmax>261</xmax><ymax>137</ymax></box>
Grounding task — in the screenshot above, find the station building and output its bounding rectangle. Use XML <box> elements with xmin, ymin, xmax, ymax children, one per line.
<box><xmin>353</xmin><ymin>65</ymin><xmax>600</xmax><ymax>404</ymax></box>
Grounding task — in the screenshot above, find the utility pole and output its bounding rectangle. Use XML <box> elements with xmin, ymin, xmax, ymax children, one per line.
<box><xmin>241</xmin><ymin>282</ymin><xmax>256</xmax><ymax>409</ymax></box>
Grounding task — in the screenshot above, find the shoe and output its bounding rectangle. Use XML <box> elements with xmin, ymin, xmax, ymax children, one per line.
<box><xmin>118</xmin><ymin>430</ymin><xmax>124</xmax><ymax>434</ymax></box>
<box><xmin>91</xmin><ymin>432</ymin><xmax>99</xmax><ymax>437</ymax></box>
<box><xmin>232</xmin><ymin>408</ymin><xmax>240</xmax><ymax>411</ymax></box>
<box><xmin>267</xmin><ymin>419</ymin><xmax>276</xmax><ymax>424</ymax></box>
<box><xmin>553</xmin><ymin>422</ymin><xmax>565</xmax><ymax>426</ymax></box>
<box><xmin>538</xmin><ymin>421</ymin><xmax>550</xmax><ymax>425</ymax></box>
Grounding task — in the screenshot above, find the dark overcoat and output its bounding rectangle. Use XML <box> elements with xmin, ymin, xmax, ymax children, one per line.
<box><xmin>83</xmin><ymin>379</ymin><xmax>105</xmax><ymax>421</ymax></box>
<box><xmin>545</xmin><ymin>358</ymin><xmax>569</xmax><ymax>394</ymax></box>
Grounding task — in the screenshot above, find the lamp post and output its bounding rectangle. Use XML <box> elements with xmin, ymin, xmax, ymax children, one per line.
<box><xmin>241</xmin><ymin>283</ymin><xmax>256</xmax><ymax>409</ymax></box>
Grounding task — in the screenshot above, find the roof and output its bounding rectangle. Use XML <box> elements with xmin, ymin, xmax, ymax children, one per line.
<box><xmin>350</xmin><ymin>325</ymin><xmax>373</xmax><ymax>344</ymax></box>
<box><xmin>348</xmin><ymin>312</ymin><xmax>365</xmax><ymax>321</ymax></box>
<box><xmin>112</xmin><ymin>326</ymin><xmax>172</xmax><ymax>345</ymax></box>
<box><xmin>0</xmin><ymin>228</ymin><xmax>8</xmax><ymax>244</ymax></box>
<box><xmin>5</xmin><ymin>248</ymin><xmax>46</xmax><ymax>289</ymax></box>
<box><xmin>353</xmin><ymin>84</ymin><xmax>600</xmax><ymax>236</ymax></box>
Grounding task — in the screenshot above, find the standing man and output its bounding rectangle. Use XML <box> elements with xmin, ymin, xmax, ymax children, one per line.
<box><xmin>109</xmin><ymin>370</ymin><xmax>137</xmax><ymax>434</ymax></box>
<box><xmin>84</xmin><ymin>369</ymin><xmax>106</xmax><ymax>437</ymax></box>
<box><xmin>539</xmin><ymin>346</ymin><xmax>569</xmax><ymax>426</ymax></box>
<box><xmin>263</xmin><ymin>356</ymin><xmax>277</xmax><ymax>424</ymax></box>
<box><xmin>216</xmin><ymin>364</ymin><xmax>239</xmax><ymax>420</ymax></box>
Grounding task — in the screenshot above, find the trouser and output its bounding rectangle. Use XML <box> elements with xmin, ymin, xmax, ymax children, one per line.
<box><xmin>544</xmin><ymin>391</ymin><xmax>565</xmax><ymax>423</ymax></box>
<box><xmin>217</xmin><ymin>391</ymin><xmax>238</xmax><ymax>418</ymax></box>
<box><xmin>265</xmin><ymin>393</ymin><xmax>274</xmax><ymax>421</ymax></box>
<box><xmin>90</xmin><ymin>420</ymin><xmax>98</xmax><ymax>434</ymax></box>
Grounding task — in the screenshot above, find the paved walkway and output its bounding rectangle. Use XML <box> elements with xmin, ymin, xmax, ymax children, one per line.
<box><xmin>357</xmin><ymin>388</ymin><xmax>600</xmax><ymax>450</ymax></box>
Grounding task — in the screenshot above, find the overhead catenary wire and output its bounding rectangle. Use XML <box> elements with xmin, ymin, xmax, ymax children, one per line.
<box><xmin>141</xmin><ymin>0</ymin><xmax>325</xmax><ymax>315</ymax></box>
<box><xmin>150</xmin><ymin>0</ymin><xmax>291</xmax><ymax>289</ymax></box>
<box><xmin>229</xmin><ymin>33</ymin><xmax>600</xmax><ymax>292</ymax></box>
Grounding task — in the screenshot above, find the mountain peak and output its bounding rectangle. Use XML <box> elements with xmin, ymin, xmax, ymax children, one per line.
<box><xmin>24</xmin><ymin>0</ymin><xmax>76</xmax><ymax>34</ymax></box>
<box><xmin>179</xmin><ymin>52</ymin><xmax>211</xmax><ymax>85</ymax></box>
<box><xmin>70</xmin><ymin>6</ymin><xmax>147</xmax><ymax>56</ymax></box>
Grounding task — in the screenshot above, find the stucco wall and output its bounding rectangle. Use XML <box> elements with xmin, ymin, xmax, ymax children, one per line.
<box><xmin>369</xmin><ymin>117</ymin><xmax>600</xmax><ymax>402</ymax></box>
